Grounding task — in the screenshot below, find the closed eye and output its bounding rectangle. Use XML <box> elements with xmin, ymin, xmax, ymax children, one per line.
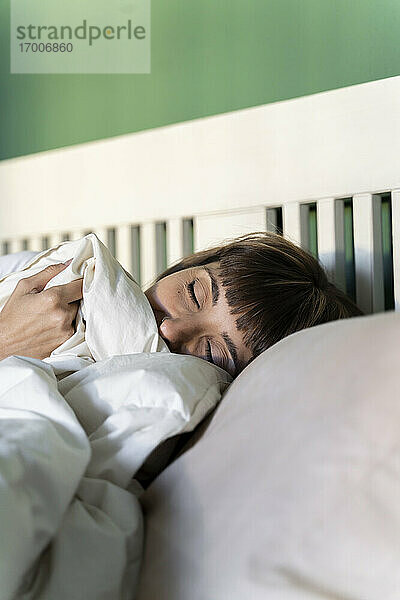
<box><xmin>187</xmin><ymin>280</ymin><xmax>200</xmax><ymax>308</ymax></box>
<box><xmin>206</xmin><ymin>339</ymin><xmax>233</xmax><ymax>373</ymax></box>
<box><xmin>205</xmin><ymin>340</ymin><xmax>214</xmax><ymax>364</ymax></box>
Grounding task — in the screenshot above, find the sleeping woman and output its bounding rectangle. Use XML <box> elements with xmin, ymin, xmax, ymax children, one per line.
<box><xmin>0</xmin><ymin>231</ymin><xmax>362</xmax><ymax>377</ymax></box>
<box><xmin>0</xmin><ymin>231</ymin><xmax>363</xmax><ymax>600</ymax></box>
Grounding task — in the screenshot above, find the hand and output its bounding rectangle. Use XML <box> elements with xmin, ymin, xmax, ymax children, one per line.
<box><xmin>0</xmin><ymin>262</ymin><xmax>83</xmax><ymax>361</ymax></box>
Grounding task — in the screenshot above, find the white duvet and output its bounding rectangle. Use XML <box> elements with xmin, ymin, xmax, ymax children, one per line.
<box><xmin>0</xmin><ymin>239</ymin><xmax>231</xmax><ymax>599</ymax></box>
<box><xmin>0</xmin><ymin>234</ymin><xmax>169</xmax><ymax>374</ymax></box>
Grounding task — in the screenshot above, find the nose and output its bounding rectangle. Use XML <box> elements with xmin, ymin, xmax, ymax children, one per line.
<box><xmin>159</xmin><ymin>316</ymin><xmax>199</xmax><ymax>353</ymax></box>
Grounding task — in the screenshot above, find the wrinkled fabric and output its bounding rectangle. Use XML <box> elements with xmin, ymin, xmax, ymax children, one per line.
<box><xmin>0</xmin><ymin>243</ymin><xmax>232</xmax><ymax>599</ymax></box>
<box><xmin>0</xmin><ymin>356</ymin><xmax>141</xmax><ymax>600</ymax></box>
<box><xmin>0</xmin><ymin>234</ymin><xmax>168</xmax><ymax>375</ymax></box>
<box><xmin>0</xmin><ymin>352</ymin><xmax>230</xmax><ymax>599</ymax></box>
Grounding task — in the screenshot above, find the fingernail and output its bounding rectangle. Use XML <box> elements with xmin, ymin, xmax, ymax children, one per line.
<box><xmin>63</xmin><ymin>258</ymin><xmax>73</xmax><ymax>266</ymax></box>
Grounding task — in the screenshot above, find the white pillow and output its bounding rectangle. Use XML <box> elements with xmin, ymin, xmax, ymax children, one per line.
<box><xmin>0</xmin><ymin>250</ymin><xmax>38</xmax><ymax>278</ymax></box>
<box><xmin>137</xmin><ymin>311</ymin><xmax>400</xmax><ymax>600</ymax></box>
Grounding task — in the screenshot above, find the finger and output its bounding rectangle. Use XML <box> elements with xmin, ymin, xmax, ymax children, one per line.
<box><xmin>22</xmin><ymin>263</ymin><xmax>71</xmax><ymax>293</ymax></box>
<box><xmin>48</xmin><ymin>278</ymin><xmax>83</xmax><ymax>304</ymax></box>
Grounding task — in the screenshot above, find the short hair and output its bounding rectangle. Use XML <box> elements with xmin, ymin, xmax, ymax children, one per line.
<box><xmin>156</xmin><ymin>232</ymin><xmax>363</xmax><ymax>367</ymax></box>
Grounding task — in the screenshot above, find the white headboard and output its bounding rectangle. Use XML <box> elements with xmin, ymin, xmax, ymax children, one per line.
<box><xmin>0</xmin><ymin>75</ymin><xmax>399</xmax><ymax>313</ymax></box>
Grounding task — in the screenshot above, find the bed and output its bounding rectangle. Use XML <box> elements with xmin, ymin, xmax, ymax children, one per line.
<box><xmin>1</xmin><ymin>74</ymin><xmax>400</xmax><ymax>599</ymax></box>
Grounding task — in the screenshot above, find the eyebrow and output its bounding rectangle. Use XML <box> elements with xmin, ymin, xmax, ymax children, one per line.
<box><xmin>204</xmin><ymin>266</ymin><xmax>219</xmax><ymax>305</ymax></box>
<box><xmin>203</xmin><ymin>266</ymin><xmax>241</xmax><ymax>375</ymax></box>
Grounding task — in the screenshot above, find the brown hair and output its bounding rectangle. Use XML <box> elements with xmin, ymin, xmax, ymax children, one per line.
<box><xmin>156</xmin><ymin>232</ymin><xmax>363</xmax><ymax>367</ymax></box>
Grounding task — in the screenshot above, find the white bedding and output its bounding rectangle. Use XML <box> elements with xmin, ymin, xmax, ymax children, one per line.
<box><xmin>0</xmin><ymin>243</ymin><xmax>232</xmax><ymax>599</ymax></box>
<box><xmin>0</xmin><ymin>234</ymin><xmax>168</xmax><ymax>374</ymax></box>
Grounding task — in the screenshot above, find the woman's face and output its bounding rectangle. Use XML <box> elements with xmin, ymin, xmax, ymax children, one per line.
<box><xmin>145</xmin><ymin>262</ymin><xmax>252</xmax><ymax>377</ymax></box>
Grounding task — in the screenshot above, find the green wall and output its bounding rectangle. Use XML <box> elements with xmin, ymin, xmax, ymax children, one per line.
<box><xmin>1</xmin><ymin>0</ymin><xmax>400</xmax><ymax>161</ymax></box>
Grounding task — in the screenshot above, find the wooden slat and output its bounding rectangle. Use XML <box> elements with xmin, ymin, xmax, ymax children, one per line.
<box><xmin>166</xmin><ymin>218</ymin><xmax>183</xmax><ymax>267</ymax></box>
<box><xmin>316</xmin><ymin>198</ymin><xmax>346</xmax><ymax>289</ymax></box>
<box><xmin>283</xmin><ymin>202</ymin><xmax>309</xmax><ymax>248</ymax></box>
<box><xmin>392</xmin><ymin>189</ymin><xmax>400</xmax><ymax>311</ymax></box>
<box><xmin>316</xmin><ymin>198</ymin><xmax>336</xmax><ymax>281</ymax></box>
<box><xmin>115</xmin><ymin>224</ymin><xmax>132</xmax><ymax>271</ymax></box>
<box><xmin>93</xmin><ymin>227</ymin><xmax>108</xmax><ymax>245</ymax></box>
<box><xmin>353</xmin><ymin>193</ymin><xmax>385</xmax><ymax>314</ymax></box>
<box><xmin>28</xmin><ymin>236</ymin><xmax>44</xmax><ymax>253</ymax></box>
<box><xmin>7</xmin><ymin>239</ymin><xmax>21</xmax><ymax>254</ymax></box>
<box><xmin>140</xmin><ymin>222</ymin><xmax>157</xmax><ymax>290</ymax></box>
<box><xmin>283</xmin><ymin>202</ymin><xmax>300</xmax><ymax>245</ymax></box>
